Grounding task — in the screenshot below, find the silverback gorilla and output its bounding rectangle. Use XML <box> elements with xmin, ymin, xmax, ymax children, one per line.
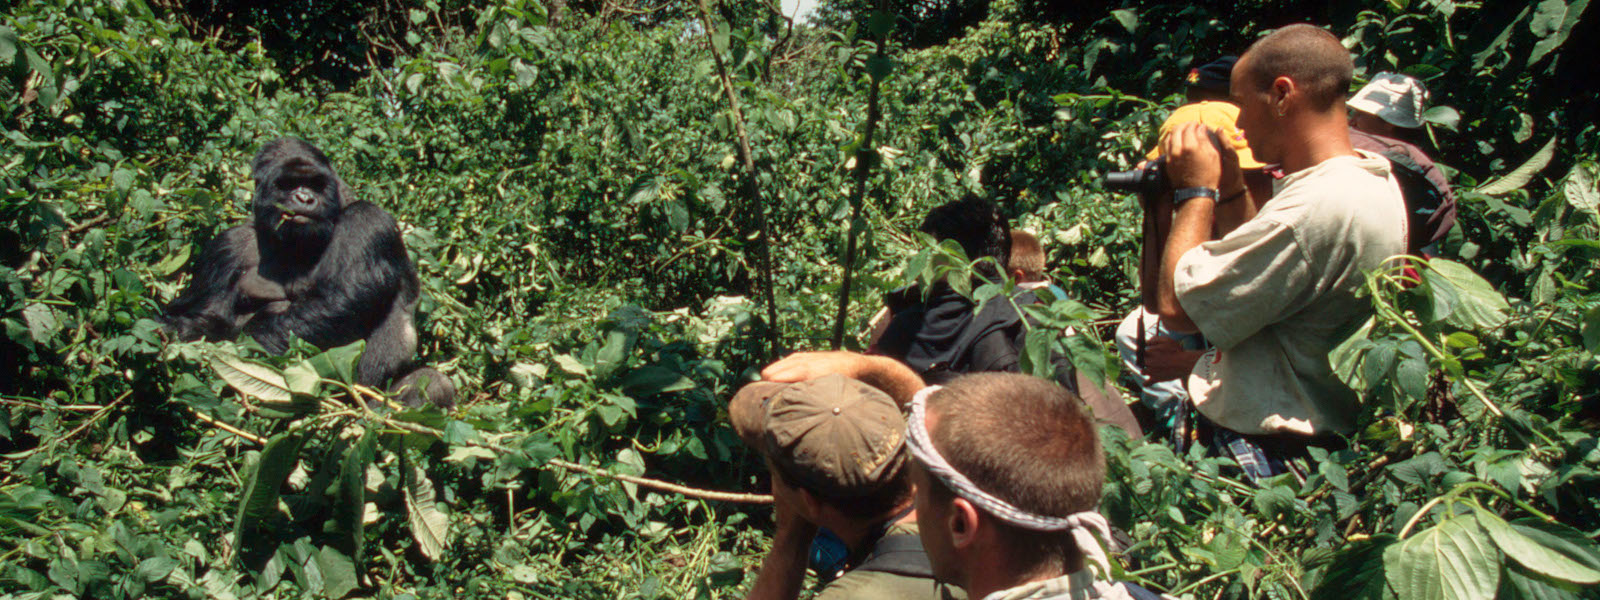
<box><xmin>162</xmin><ymin>138</ymin><xmax>454</xmax><ymax>407</ymax></box>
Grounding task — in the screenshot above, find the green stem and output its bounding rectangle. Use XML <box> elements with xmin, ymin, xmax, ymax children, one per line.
<box><xmin>1397</xmin><ymin>481</ymin><xmax>1560</xmax><ymax>540</ymax></box>
<box><xmin>1397</xmin><ymin>494</ymin><xmax>1450</xmax><ymax>539</ymax></box>
<box><xmin>1125</xmin><ymin>562</ymin><xmax>1182</xmax><ymax>577</ymax></box>
<box><xmin>1370</xmin><ymin>272</ymin><xmax>1506</xmax><ymax>419</ymax></box>
<box><xmin>1172</xmin><ymin>567</ymin><xmax>1240</xmax><ymax>595</ymax></box>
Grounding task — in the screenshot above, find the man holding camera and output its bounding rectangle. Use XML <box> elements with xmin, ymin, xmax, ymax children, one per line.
<box><xmin>1152</xmin><ymin>24</ymin><xmax>1408</xmax><ymax>480</ymax></box>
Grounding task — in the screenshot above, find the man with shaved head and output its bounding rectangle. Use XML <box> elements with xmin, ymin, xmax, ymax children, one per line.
<box><xmin>1150</xmin><ymin>24</ymin><xmax>1408</xmax><ymax>481</ymax></box>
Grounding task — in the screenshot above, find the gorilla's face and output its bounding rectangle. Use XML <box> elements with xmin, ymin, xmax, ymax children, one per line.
<box><xmin>252</xmin><ymin>139</ymin><xmax>345</xmax><ymax>246</ymax></box>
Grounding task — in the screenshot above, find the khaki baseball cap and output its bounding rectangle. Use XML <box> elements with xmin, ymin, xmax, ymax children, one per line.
<box><xmin>729</xmin><ymin>374</ymin><xmax>907</xmax><ymax>499</ymax></box>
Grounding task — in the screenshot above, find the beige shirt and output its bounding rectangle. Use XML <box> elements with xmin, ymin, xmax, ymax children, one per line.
<box><xmin>1175</xmin><ymin>150</ymin><xmax>1407</xmax><ymax>436</ymax></box>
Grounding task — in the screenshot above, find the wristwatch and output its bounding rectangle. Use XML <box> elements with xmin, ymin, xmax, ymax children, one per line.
<box><xmin>1172</xmin><ymin>187</ymin><xmax>1220</xmax><ymax>207</ymax></box>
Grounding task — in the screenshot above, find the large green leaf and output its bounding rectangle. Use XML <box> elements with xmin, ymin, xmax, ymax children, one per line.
<box><xmin>1477</xmin><ymin>137</ymin><xmax>1557</xmax><ymax>195</ymax></box>
<box><xmin>1508</xmin><ymin>519</ymin><xmax>1600</xmax><ymax>574</ymax></box>
<box><xmin>403</xmin><ymin>463</ymin><xmax>449</xmax><ymax>561</ymax></box>
<box><xmin>1582</xmin><ymin>306</ymin><xmax>1600</xmax><ymax>354</ymax></box>
<box><xmin>209</xmin><ymin>352</ymin><xmax>291</xmax><ymax>403</ymax></box>
<box><xmin>1474</xmin><ymin>506</ymin><xmax>1600</xmax><ymax>584</ymax></box>
<box><xmin>617</xmin><ymin>366</ymin><xmax>696</xmax><ymax>397</ymax></box>
<box><xmin>1384</xmin><ymin>516</ymin><xmax>1502</xmax><ymax>600</ymax></box>
<box><xmin>1563</xmin><ymin>162</ymin><xmax>1598</xmax><ymax>215</ymax></box>
<box><xmin>307</xmin><ymin>341</ymin><xmax>365</xmax><ymax>384</ymax></box>
<box><xmin>1500</xmin><ymin>563</ymin><xmax>1585</xmax><ymax>600</ymax></box>
<box><xmin>232</xmin><ymin>431</ymin><xmax>307</xmax><ymax>561</ymax></box>
<box><xmin>1528</xmin><ymin>0</ymin><xmax>1591</xmax><ymax>66</ymax></box>
<box><xmin>315</xmin><ymin>546</ymin><xmax>359</xmax><ymax>599</ymax></box>
<box><xmin>0</xmin><ymin>26</ymin><xmax>17</xmax><ymax>66</ymax></box>
<box><xmin>329</xmin><ymin>430</ymin><xmax>378</xmax><ymax>569</ymax></box>
<box><xmin>1421</xmin><ymin>259</ymin><xmax>1510</xmax><ymax>330</ymax></box>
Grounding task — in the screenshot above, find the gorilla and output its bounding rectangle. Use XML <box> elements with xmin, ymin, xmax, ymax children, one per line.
<box><xmin>163</xmin><ymin>138</ymin><xmax>454</xmax><ymax>407</ymax></box>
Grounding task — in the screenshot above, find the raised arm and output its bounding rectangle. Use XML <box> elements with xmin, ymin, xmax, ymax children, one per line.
<box><xmin>762</xmin><ymin>351</ymin><xmax>927</xmax><ymax>409</ymax></box>
<box><xmin>1155</xmin><ymin>122</ymin><xmax>1228</xmax><ymax>334</ymax></box>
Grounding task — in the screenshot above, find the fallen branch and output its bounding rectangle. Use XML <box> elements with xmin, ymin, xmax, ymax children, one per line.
<box><xmin>546</xmin><ymin>458</ymin><xmax>772</xmax><ymax>504</ymax></box>
<box><xmin>190</xmin><ymin>408</ymin><xmax>269</xmax><ymax>445</ymax></box>
<box><xmin>190</xmin><ymin>407</ymin><xmax>773</xmax><ymax>504</ymax></box>
<box><xmin>382</xmin><ymin>416</ymin><xmax>775</xmax><ymax>504</ymax></box>
<box><xmin>68</xmin><ymin>214</ymin><xmax>112</xmax><ymax>234</ymax></box>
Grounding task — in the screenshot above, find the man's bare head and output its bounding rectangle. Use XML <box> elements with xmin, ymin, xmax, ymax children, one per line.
<box><xmin>1237</xmin><ymin>24</ymin><xmax>1353</xmax><ymax>112</ymax></box>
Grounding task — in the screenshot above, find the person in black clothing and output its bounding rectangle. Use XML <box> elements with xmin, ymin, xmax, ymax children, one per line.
<box><xmin>871</xmin><ymin>197</ymin><xmax>1141</xmax><ymax>436</ymax></box>
<box><xmin>872</xmin><ymin>196</ymin><xmax>1023</xmax><ymax>381</ymax></box>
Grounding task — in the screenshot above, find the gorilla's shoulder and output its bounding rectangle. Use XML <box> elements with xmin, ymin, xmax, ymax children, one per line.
<box><xmin>340</xmin><ymin>201</ymin><xmax>402</xmax><ymax>229</ymax></box>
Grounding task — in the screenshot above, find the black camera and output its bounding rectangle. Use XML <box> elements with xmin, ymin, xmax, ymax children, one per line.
<box><xmin>1104</xmin><ymin>158</ymin><xmax>1168</xmax><ymax>196</ymax></box>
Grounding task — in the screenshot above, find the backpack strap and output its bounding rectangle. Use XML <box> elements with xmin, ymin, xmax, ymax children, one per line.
<box><xmin>850</xmin><ymin>534</ymin><xmax>935</xmax><ymax>578</ymax></box>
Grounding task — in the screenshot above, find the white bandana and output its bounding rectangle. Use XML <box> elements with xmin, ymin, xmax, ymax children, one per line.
<box><xmin>907</xmin><ymin>386</ymin><xmax>1117</xmax><ymax>582</ymax></box>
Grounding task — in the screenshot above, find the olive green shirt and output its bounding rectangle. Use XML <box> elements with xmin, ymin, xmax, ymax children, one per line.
<box><xmin>813</xmin><ymin>522</ymin><xmax>965</xmax><ymax>600</ymax></box>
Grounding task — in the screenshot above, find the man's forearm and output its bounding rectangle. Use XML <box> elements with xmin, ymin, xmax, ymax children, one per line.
<box><xmin>852</xmin><ymin>355</ymin><xmax>926</xmax><ymax>409</ymax></box>
<box><xmin>1156</xmin><ymin>198</ymin><xmax>1215</xmax><ymax>333</ymax></box>
<box><xmin>760</xmin><ymin>351</ymin><xmax>926</xmax><ymax>408</ymax></box>
<box><xmin>1212</xmin><ymin>186</ymin><xmax>1257</xmax><ymax>237</ymax></box>
<box><xmin>743</xmin><ymin>521</ymin><xmax>817</xmax><ymax>600</ymax></box>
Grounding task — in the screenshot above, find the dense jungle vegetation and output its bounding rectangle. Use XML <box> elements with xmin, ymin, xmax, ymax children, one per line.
<box><xmin>2</xmin><ymin>0</ymin><xmax>1598</xmax><ymax>597</ymax></box>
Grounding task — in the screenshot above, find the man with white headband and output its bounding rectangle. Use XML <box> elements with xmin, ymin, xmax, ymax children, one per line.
<box><xmin>907</xmin><ymin>373</ymin><xmax>1150</xmax><ymax>600</ymax></box>
<box><xmin>759</xmin><ymin>353</ymin><xmax>1157</xmax><ymax>599</ymax></box>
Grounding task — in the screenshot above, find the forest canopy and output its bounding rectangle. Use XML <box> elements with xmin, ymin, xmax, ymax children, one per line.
<box><xmin>1</xmin><ymin>0</ymin><xmax>1597</xmax><ymax>598</ymax></box>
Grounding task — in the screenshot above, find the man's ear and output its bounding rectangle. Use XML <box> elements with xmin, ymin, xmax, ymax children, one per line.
<box><xmin>1271</xmin><ymin>76</ymin><xmax>1295</xmax><ymax>112</ymax></box>
<box><xmin>796</xmin><ymin>486</ymin><xmax>825</xmax><ymax>522</ymax></box>
<box><xmin>949</xmin><ymin>497</ymin><xmax>983</xmax><ymax>550</ymax></box>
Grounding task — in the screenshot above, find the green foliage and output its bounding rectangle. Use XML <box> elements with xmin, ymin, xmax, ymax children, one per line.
<box><xmin>1</xmin><ymin>0</ymin><xmax>1597</xmax><ymax>598</ymax></box>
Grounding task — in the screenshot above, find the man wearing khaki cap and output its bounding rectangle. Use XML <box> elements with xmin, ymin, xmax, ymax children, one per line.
<box><xmin>731</xmin><ymin>356</ymin><xmax>960</xmax><ymax>600</ymax></box>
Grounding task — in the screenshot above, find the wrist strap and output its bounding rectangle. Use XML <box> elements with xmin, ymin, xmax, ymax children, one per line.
<box><xmin>1172</xmin><ymin>187</ymin><xmax>1219</xmax><ymax>207</ymax></box>
<box><xmin>1219</xmin><ymin>188</ymin><xmax>1247</xmax><ymax>205</ymax></box>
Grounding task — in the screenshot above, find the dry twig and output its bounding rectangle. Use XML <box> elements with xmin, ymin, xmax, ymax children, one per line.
<box><xmin>188</xmin><ymin>406</ymin><xmax>773</xmax><ymax>504</ymax></box>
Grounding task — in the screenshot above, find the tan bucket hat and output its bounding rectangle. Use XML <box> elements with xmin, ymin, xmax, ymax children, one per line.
<box><xmin>729</xmin><ymin>374</ymin><xmax>907</xmax><ymax>499</ymax></box>
<box><xmin>1348</xmin><ymin>72</ymin><xmax>1429</xmax><ymax>130</ymax></box>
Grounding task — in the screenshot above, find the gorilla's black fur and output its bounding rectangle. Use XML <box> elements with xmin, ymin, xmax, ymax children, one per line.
<box><xmin>163</xmin><ymin>138</ymin><xmax>454</xmax><ymax>407</ymax></box>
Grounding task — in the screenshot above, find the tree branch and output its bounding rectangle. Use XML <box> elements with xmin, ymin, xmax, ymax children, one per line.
<box><xmin>696</xmin><ymin>0</ymin><xmax>781</xmax><ymax>359</ymax></box>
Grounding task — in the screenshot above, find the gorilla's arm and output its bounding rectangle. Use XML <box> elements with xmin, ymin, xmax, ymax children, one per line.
<box><xmin>162</xmin><ymin>226</ymin><xmax>259</xmax><ymax>341</ymax></box>
<box><xmin>246</xmin><ymin>202</ymin><xmax>421</xmax><ymax>387</ymax></box>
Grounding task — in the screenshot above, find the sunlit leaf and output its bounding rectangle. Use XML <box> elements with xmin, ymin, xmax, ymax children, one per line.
<box><xmin>1474</xmin><ymin>505</ymin><xmax>1600</xmax><ymax>584</ymax></box>
<box><xmin>1384</xmin><ymin>516</ymin><xmax>1501</xmax><ymax>600</ymax></box>
<box><xmin>404</xmin><ymin>463</ymin><xmax>450</xmax><ymax>561</ymax></box>
<box><xmin>209</xmin><ymin>353</ymin><xmax>291</xmax><ymax>403</ymax></box>
<box><xmin>1562</xmin><ymin>162</ymin><xmax>1598</xmax><ymax>215</ymax></box>
<box><xmin>1477</xmin><ymin>137</ymin><xmax>1557</xmax><ymax>195</ymax></box>
<box><xmin>316</xmin><ymin>546</ymin><xmax>358</xmax><ymax>599</ymax></box>
<box><xmin>1421</xmin><ymin>259</ymin><xmax>1510</xmax><ymax>330</ymax></box>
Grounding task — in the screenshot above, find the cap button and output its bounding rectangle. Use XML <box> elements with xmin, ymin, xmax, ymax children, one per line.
<box><xmin>832</xmin><ymin>407</ymin><xmax>842</xmax><ymax>415</ymax></box>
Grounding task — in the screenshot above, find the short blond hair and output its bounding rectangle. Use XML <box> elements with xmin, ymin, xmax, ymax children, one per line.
<box><xmin>1008</xmin><ymin>230</ymin><xmax>1045</xmax><ymax>282</ymax></box>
